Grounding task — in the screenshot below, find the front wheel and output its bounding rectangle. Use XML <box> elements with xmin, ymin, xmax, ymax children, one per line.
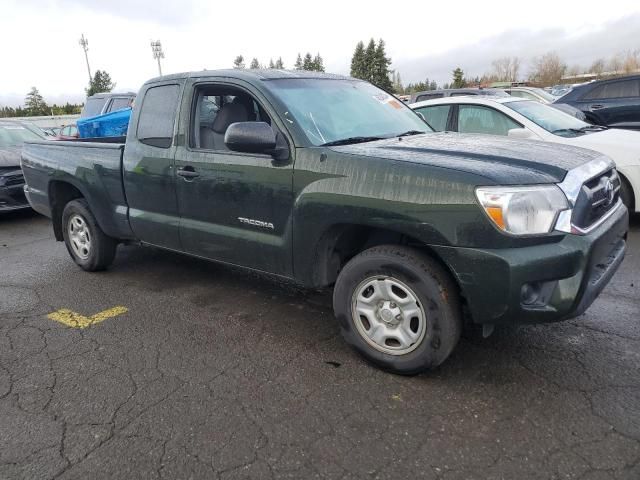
<box><xmin>333</xmin><ymin>245</ymin><xmax>462</xmax><ymax>375</ymax></box>
<box><xmin>62</xmin><ymin>199</ymin><xmax>117</xmax><ymax>271</ymax></box>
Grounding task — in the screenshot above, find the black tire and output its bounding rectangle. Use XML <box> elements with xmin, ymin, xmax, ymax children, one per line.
<box><xmin>620</xmin><ymin>175</ymin><xmax>635</xmax><ymax>212</ymax></box>
<box><xmin>333</xmin><ymin>245</ymin><xmax>462</xmax><ymax>375</ymax></box>
<box><xmin>61</xmin><ymin>199</ymin><xmax>117</xmax><ymax>271</ymax></box>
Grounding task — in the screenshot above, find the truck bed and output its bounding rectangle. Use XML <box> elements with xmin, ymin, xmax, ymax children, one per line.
<box><xmin>21</xmin><ymin>139</ymin><xmax>134</xmax><ymax>241</ymax></box>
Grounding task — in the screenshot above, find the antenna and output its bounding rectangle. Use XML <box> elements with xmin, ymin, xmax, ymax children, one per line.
<box><xmin>150</xmin><ymin>40</ymin><xmax>165</xmax><ymax>76</ymax></box>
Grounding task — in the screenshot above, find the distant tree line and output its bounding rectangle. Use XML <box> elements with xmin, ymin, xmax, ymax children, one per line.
<box><xmin>442</xmin><ymin>48</ymin><xmax>640</xmax><ymax>90</ymax></box>
<box><xmin>1</xmin><ymin>68</ymin><xmax>117</xmax><ymax>117</ymax></box>
<box><xmin>0</xmin><ymin>87</ymin><xmax>83</xmax><ymax>118</ymax></box>
<box><xmin>233</xmin><ymin>53</ymin><xmax>325</xmax><ymax>71</ymax></box>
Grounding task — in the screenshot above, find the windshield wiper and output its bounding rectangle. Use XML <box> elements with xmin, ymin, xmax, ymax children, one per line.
<box><xmin>321</xmin><ymin>136</ymin><xmax>385</xmax><ymax>147</ymax></box>
<box><xmin>395</xmin><ymin>130</ymin><xmax>425</xmax><ymax>137</ymax></box>
<box><xmin>551</xmin><ymin>128</ymin><xmax>584</xmax><ymax>135</ymax></box>
<box><xmin>577</xmin><ymin>125</ymin><xmax>608</xmax><ymax>132</ymax></box>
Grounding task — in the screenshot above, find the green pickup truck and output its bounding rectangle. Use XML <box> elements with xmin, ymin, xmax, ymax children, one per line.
<box><xmin>21</xmin><ymin>70</ymin><xmax>628</xmax><ymax>374</ymax></box>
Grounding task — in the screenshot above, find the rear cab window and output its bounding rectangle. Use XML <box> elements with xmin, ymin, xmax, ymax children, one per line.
<box><xmin>136</xmin><ymin>84</ymin><xmax>181</xmax><ymax>148</ymax></box>
<box><xmin>107</xmin><ymin>97</ymin><xmax>133</xmax><ymax>113</ymax></box>
<box><xmin>82</xmin><ymin>97</ymin><xmax>107</xmax><ymax>118</ymax></box>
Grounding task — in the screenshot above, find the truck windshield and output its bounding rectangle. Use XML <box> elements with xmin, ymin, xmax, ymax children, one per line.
<box><xmin>265</xmin><ymin>79</ymin><xmax>431</xmax><ymax>146</ymax></box>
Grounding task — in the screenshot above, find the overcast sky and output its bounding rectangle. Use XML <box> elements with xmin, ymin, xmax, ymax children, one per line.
<box><xmin>2</xmin><ymin>0</ymin><xmax>640</xmax><ymax>107</ymax></box>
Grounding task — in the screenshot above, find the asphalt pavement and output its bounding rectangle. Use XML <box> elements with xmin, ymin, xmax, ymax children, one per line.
<box><xmin>1</xmin><ymin>210</ymin><xmax>639</xmax><ymax>480</ymax></box>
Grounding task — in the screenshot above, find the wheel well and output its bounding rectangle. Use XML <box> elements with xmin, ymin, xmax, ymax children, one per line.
<box><xmin>49</xmin><ymin>181</ymin><xmax>84</xmax><ymax>241</ymax></box>
<box><xmin>619</xmin><ymin>172</ymin><xmax>635</xmax><ymax>211</ymax></box>
<box><xmin>312</xmin><ymin>224</ymin><xmax>458</xmax><ymax>289</ymax></box>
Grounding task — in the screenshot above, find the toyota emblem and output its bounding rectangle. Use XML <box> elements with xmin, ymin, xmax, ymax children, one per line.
<box><xmin>603</xmin><ymin>178</ymin><xmax>615</xmax><ymax>205</ymax></box>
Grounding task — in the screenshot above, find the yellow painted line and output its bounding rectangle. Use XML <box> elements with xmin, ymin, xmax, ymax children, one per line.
<box><xmin>47</xmin><ymin>306</ymin><xmax>128</xmax><ymax>329</ymax></box>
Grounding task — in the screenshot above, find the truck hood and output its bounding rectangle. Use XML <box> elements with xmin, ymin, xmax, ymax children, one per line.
<box><xmin>331</xmin><ymin>132</ymin><xmax>603</xmax><ymax>184</ymax></box>
<box><xmin>0</xmin><ymin>146</ymin><xmax>21</xmax><ymax>168</ymax></box>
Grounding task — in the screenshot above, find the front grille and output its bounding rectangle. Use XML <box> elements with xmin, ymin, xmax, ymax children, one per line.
<box><xmin>572</xmin><ymin>168</ymin><xmax>621</xmax><ymax>230</ymax></box>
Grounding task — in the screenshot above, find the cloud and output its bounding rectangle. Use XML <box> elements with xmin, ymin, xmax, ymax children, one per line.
<box><xmin>393</xmin><ymin>13</ymin><xmax>640</xmax><ymax>85</ymax></box>
<box><xmin>31</xmin><ymin>0</ymin><xmax>203</xmax><ymax>25</ymax></box>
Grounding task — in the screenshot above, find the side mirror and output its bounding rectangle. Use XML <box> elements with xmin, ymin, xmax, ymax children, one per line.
<box><xmin>225</xmin><ymin>121</ymin><xmax>276</xmax><ymax>154</ymax></box>
<box><xmin>507</xmin><ymin>128</ymin><xmax>535</xmax><ymax>140</ymax></box>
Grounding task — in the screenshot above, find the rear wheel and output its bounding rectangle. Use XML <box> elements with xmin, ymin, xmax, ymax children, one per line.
<box><xmin>333</xmin><ymin>245</ymin><xmax>462</xmax><ymax>375</ymax></box>
<box><xmin>62</xmin><ymin>199</ymin><xmax>117</xmax><ymax>271</ymax></box>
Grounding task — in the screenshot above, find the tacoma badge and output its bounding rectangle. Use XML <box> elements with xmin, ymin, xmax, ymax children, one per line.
<box><xmin>238</xmin><ymin>217</ymin><xmax>275</xmax><ymax>230</ymax></box>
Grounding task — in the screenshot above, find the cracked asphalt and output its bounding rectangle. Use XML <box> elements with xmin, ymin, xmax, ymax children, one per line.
<box><xmin>1</xmin><ymin>210</ymin><xmax>639</xmax><ymax>480</ymax></box>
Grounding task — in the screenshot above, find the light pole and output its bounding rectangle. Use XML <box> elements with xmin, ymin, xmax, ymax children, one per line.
<box><xmin>79</xmin><ymin>34</ymin><xmax>92</xmax><ymax>83</ymax></box>
<box><xmin>150</xmin><ymin>40</ymin><xmax>164</xmax><ymax>76</ymax></box>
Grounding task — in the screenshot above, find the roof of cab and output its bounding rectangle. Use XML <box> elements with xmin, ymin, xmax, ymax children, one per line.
<box><xmin>144</xmin><ymin>69</ymin><xmax>356</xmax><ymax>85</ymax></box>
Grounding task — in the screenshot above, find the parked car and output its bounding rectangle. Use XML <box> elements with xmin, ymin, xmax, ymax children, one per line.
<box><xmin>410</xmin><ymin>96</ymin><xmax>639</xmax><ymax>211</ymax></box>
<box><xmin>0</xmin><ymin>120</ymin><xmax>44</xmax><ymax>212</ymax></box>
<box><xmin>554</xmin><ymin>75</ymin><xmax>640</xmax><ymax>130</ymax></box>
<box><xmin>501</xmin><ymin>86</ymin><xmax>587</xmax><ymax>120</ymax></box>
<box><xmin>41</xmin><ymin>127</ymin><xmax>61</xmax><ymax>137</ymax></box>
<box><xmin>22</xmin><ymin>69</ymin><xmax>628</xmax><ymax>374</ymax></box>
<box><xmin>81</xmin><ymin>92</ymin><xmax>136</xmax><ymax>119</ymax></box>
<box><xmin>550</xmin><ymin>84</ymin><xmax>574</xmax><ymax>97</ymax></box>
<box><xmin>502</xmin><ymin>86</ymin><xmax>558</xmax><ymax>103</ymax></box>
<box><xmin>51</xmin><ymin>124</ymin><xmax>79</xmax><ymax>140</ymax></box>
<box><xmin>410</xmin><ymin>88</ymin><xmax>508</xmax><ymax>103</ymax></box>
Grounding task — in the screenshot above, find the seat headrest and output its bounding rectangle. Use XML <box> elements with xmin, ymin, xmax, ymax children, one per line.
<box><xmin>212</xmin><ymin>102</ymin><xmax>249</xmax><ymax>134</ymax></box>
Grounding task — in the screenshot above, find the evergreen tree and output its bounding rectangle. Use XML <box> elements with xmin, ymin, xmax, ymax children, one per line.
<box><xmin>233</xmin><ymin>55</ymin><xmax>245</xmax><ymax>69</ymax></box>
<box><xmin>372</xmin><ymin>39</ymin><xmax>393</xmax><ymax>92</ymax></box>
<box><xmin>429</xmin><ymin>80</ymin><xmax>438</xmax><ymax>90</ymax></box>
<box><xmin>24</xmin><ymin>87</ymin><xmax>49</xmax><ymax>116</ymax></box>
<box><xmin>350</xmin><ymin>41</ymin><xmax>366</xmax><ymax>79</ymax></box>
<box><xmin>364</xmin><ymin>39</ymin><xmax>377</xmax><ymax>82</ymax></box>
<box><xmin>250</xmin><ymin>58</ymin><xmax>260</xmax><ymax>69</ymax></box>
<box><xmin>274</xmin><ymin>57</ymin><xmax>285</xmax><ymax>69</ymax></box>
<box><xmin>452</xmin><ymin>67</ymin><xmax>465</xmax><ymax>88</ymax></box>
<box><xmin>86</xmin><ymin>70</ymin><xmax>115</xmax><ymax>97</ymax></box>
<box><xmin>392</xmin><ymin>71</ymin><xmax>403</xmax><ymax>94</ymax></box>
<box><xmin>312</xmin><ymin>53</ymin><xmax>325</xmax><ymax>72</ymax></box>
<box><xmin>294</xmin><ymin>53</ymin><xmax>303</xmax><ymax>70</ymax></box>
<box><xmin>268</xmin><ymin>58</ymin><xmax>275</xmax><ymax>69</ymax></box>
<box><xmin>302</xmin><ymin>53</ymin><xmax>314</xmax><ymax>70</ymax></box>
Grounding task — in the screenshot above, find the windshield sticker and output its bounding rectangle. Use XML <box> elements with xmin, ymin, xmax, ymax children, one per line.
<box><xmin>2</xmin><ymin>126</ymin><xmax>26</xmax><ymax>130</ymax></box>
<box><xmin>372</xmin><ymin>94</ymin><xmax>403</xmax><ymax>110</ymax></box>
<box><xmin>372</xmin><ymin>93</ymin><xmax>390</xmax><ymax>103</ymax></box>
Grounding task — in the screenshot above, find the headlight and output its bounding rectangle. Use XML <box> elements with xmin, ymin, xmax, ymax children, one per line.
<box><xmin>475</xmin><ymin>185</ymin><xmax>569</xmax><ymax>235</ymax></box>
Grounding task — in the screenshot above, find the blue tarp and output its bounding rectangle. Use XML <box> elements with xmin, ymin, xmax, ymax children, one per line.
<box><xmin>77</xmin><ymin>107</ymin><xmax>132</xmax><ymax>138</ymax></box>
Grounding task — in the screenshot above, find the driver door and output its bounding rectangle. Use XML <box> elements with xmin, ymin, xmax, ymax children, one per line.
<box><xmin>173</xmin><ymin>80</ymin><xmax>295</xmax><ymax>276</ymax></box>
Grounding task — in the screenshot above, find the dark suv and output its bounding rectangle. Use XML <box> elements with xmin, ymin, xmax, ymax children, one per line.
<box><xmin>554</xmin><ymin>75</ymin><xmax>640</xmax><ymax>130</ymax></box>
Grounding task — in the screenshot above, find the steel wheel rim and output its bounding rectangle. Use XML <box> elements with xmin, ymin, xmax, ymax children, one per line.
<box><xmin>68</xmin><ymin>214</ymin><xmax>91</xmax><ymax>260</ymax></box>
<box><xmin>351</xmin><ymin>276</ymin><xmax>427</xmax><ymax>355</ymax></box>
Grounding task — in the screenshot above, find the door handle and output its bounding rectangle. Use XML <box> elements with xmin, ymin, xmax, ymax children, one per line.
<box><xmin>176</xmin><ymin>167</ymin><xmax>200</xmax><ymax>179</ymax></box>
<box><xmin>590</xmin><ymin>104</ymin><xmax>605</xmax><ymax>110</ymax></box>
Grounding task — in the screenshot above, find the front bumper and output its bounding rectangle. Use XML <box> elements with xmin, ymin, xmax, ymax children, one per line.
<box><xmin>0</xmin><ymin>176</ymin><xmax>30</xmax><ymax>212</ymax></box>
<box><xmin>433</xmin><ymin>203</ymin><xmax>628</xmax><ymax>325</ymax></box>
